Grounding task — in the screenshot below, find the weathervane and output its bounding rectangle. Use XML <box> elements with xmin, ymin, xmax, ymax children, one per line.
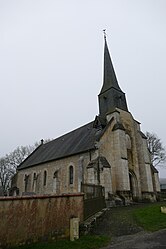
<box><xmin>103</xmin><ymin>29</ymin><xmax>107</xmax><ymax>39</ymax></box>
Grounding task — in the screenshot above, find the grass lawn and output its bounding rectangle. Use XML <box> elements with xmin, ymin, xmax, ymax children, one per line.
<box><xmin>132</xmin><ymin>202</ymin><xmax>166</xmax><ymax>231</ymax></box>
<box><xmin>11</xmin><ymin>235</ymin><xmax>110</xmax><ymax>249</ymax></box>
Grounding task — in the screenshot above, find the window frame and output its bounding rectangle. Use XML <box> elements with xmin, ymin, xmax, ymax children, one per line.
<box><xmin>43</xmin><ymin>170</ymin><xmax>47</xmax><ymax>186</ymax></box>
<box><xmin>69</xmin><ymin>165</ymin><xmax>74</xmax><ymax>185</ymax></box>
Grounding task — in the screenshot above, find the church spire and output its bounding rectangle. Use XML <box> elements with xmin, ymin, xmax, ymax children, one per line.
<box><xmin>100</xmin><ymin>34</ymin><xmax>122</xmax><ymax>94</ymax></box>
<box><xmin>98</xmin><ymin>33</ymin><xmax>128</xmax><ymax>118</ymax></box>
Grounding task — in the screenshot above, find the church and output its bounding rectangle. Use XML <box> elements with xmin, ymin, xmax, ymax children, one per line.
<box><xmin>15</xmin><ymin>36</ymin><xmax>160</xmax><ymax>203</ymax></box>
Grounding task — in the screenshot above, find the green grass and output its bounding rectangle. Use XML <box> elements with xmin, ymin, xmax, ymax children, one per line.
<box><xmin>12</xmin><ymin>235</ymin><xmax>110</xmax><ymax>249</ymax></box>
<box><xmin>132</xmin><ymin>203</ymin><xmax>166</xmax><ymax>231</ymax></box>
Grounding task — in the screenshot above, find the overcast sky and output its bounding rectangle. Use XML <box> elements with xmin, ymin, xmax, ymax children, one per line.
<box><xmin>0</xmin><ymin>0</ymin><xmax>166</xmax><ymax>176</ymax></box>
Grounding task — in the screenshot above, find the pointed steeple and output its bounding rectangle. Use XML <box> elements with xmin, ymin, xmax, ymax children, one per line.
<box><xmin>98</xmin><ymin>33</ymin><xmax>128</xmax><ymax>118</ymax></box>
<box><xmin>100</xmin><ymin>35</ymin><xmax>122</xmax><ymax>94</ymax></box>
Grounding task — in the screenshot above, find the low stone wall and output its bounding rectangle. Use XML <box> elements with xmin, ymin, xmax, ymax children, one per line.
<box><xmin>0</xmin><ymin>194</ymin><xmax>84</xmax><ymax>248</ymax></box>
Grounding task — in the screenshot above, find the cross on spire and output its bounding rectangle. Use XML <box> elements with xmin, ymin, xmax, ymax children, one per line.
<box><xmin>103</xmin><ymin>29</ymin><xmax>107</xmax><ymax>40</ymax></box>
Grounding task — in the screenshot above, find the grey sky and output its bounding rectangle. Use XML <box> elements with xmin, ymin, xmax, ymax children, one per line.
<box><xmin>0</xmin><ymin>1</ymin><xmax>166</xmax><ymax>176</ymax></box>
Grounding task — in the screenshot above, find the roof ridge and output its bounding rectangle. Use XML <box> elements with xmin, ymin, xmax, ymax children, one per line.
<box><xmin>45</xmin><ymin>120</ymin><xmax>94</xmax><ymax>146</ymax></box>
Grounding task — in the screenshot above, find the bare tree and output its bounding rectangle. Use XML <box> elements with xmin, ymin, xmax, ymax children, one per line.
<box><xmin>146</xmin><ymin>131</ymin><xmax>166</xmax><ymax>167</ymax></box>
<box><xmin>0</xmin><ymin>139</ymin><xmax>51</xmax><ymax>194</ymax></box>
<box><xmin>0</xmin><ymin>146</ymin><xmax>35</xmax><ymax>195</ymax></box>
<box><xmin>5</xmin><ymin>145</ymin><xmax>35</xmax><ymax>172</ymax></box>
<box><xmin>0</xmin><ymin>157</ymin><xmax>14</xmax><ymax>194</ymax></box>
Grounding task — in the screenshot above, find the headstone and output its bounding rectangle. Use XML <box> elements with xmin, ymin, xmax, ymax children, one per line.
<box><xmin>70</xmin><ymin>217</ymin><xmax>79</xmax><ymax>241</ymax></box>
<box><xmin>161</xmin><ymin>206</ymin><xmax>166</xmax><ymax>214</ymax></box>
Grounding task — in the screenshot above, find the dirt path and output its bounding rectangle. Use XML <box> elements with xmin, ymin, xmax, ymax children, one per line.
<box><xmin>91</xmin><ymin>205</ymin><xmax>143</xmax><ymax>237</ymax></box>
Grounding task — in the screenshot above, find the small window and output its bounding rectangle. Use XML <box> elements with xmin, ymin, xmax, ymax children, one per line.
<box><xmin>69</xmin><ymin>166</ymin><xmax>74</xmax><ymax>185</ymax></box>
<box><xmin>43</xmin><ymin>170</ymin><xmax>47</xmax><ymax>186</ymax></box>
<box><xmin>33</xmin><ymin>172</ymin><xmax>37</xmax><ymax>181</ymax></box>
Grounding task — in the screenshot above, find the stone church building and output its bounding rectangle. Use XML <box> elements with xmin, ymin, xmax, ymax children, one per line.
<box><xmin>16</xmin><ymin>37</ymin><xmax>160</xmax><ymax>203</ymax></box>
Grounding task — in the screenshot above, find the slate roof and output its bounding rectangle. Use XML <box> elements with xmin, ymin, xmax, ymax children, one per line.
<box><xmin>18</xmin><ymin>121</ymin><xmax>99</xmax><ymax>170</ymax></box>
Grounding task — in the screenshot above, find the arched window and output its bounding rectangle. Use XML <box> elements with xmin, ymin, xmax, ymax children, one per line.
<box><xmin>24</xmin><ymin>174</ymin><xmax>29</xmax><ymax>192</ymax></box>
<box><xmin>53</xmin><ymin>171</ymin><xmax>59</xmax><ymax>193</ymax></box>
<box><xmin>69</xmin><ymin>166</ymin><xmax>74</xmax><ymax>185</ymax></box>
<box><xmin>33</xmin><ymin>172</ymin><xmax>37</xmax><ymax>192</ymax></box>
<box><xmin>33</xmin><ymin>173</ymin><xmax>37</xmax><ymax>181</ymax></box>
<box><xmin>43</xmin><ymin>170</ymin><xmax>47</xmax><ymax>186</ymax></box>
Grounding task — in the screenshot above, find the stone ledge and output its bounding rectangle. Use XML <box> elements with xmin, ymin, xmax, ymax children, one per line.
<box><xmin>80</xmin><ymin>208</ymin><xmax>108</xmax><ymax>235</ymax></box>
<box><xmin>0</xmin><ymin>193</ymin><xmax>84</xmax><ymax>201</ymax></box>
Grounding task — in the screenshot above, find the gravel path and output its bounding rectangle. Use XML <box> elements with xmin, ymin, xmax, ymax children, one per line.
<box><xmin>102</xmin><ymin>229</ymin><xmax>166</xmax><ymax>249</ymax></box>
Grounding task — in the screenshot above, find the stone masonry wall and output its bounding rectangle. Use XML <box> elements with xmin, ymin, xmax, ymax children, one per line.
<box><xmin>0</xmin><ymin>194</ymin><xmax>84</xmax><ymax>248</ymax></box>
<box><xmin>16</xmin><ymin>151</ymin><xmax>98</xmax><ymax>196</ymax></box>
